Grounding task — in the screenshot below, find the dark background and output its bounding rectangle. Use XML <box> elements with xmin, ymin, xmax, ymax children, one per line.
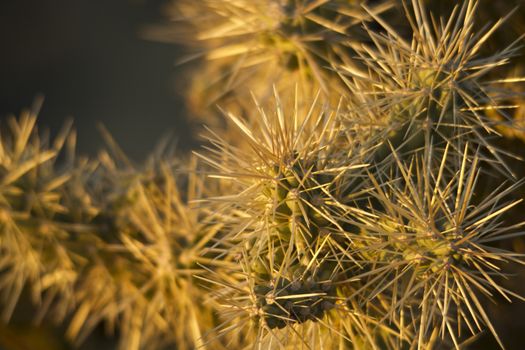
<box><xmin>0</xmin><ymin>0</ymin><xmax>193</xmax><ymax>161</ymax></box>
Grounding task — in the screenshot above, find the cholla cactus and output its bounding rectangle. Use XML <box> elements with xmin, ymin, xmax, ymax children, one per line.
<box><xmin>340</xmin><ymin>0</ymin><xmax>522</xmax><ymax>169</ymax></box>
<box><xmin>3</xmin><ymin>0</ymin><xmax>525</xmax><ymax>349</ymax></box>
<box><xmin>146</xmin><ymin>0</ymin><xmax>393</xmax><ymax>121</ymax></box>
<box><xmin>196</xmin><ymin>91</ymin><xmax>410</xmax><ymax>348</ymax></box>
<box><xmin>0</xmin><ymin>103</ymin><xmax>86</xmax><ymax>323</ymax></box>
<box><xmin>193</xmin><ymin>1</ymin><xmax>525</xmax><ymax>349</ymax></box>
<box><xmin>355</xmin><ymin>146</ymin><xmax>524</xmax><ymax>348</ymax></box>
<box><xmin>64</xmin><ymin>153</ymin><xmax>228</xmax><ymax>350</ymax></box>
<box><xmin>0</xmin><ymin>107</ymin><xmax>231</xmax><ymax>349</ymax></box>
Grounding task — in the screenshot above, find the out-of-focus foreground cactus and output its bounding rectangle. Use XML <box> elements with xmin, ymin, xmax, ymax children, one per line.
<box><xmin>3</xmin><ymin>0</ymin><xmax>525</xmax><ymax>349</ymax></box>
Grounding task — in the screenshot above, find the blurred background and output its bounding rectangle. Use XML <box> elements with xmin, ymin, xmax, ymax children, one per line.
<box><xmin>0</xmin><ymin>0</ymin><xmax>193</xmax><ymax>162</ymax></box>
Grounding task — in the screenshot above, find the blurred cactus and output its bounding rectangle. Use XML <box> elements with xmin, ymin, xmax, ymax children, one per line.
<box><xmin>3</xmin><ymin>0</ymin><xmax>525</xmax><ymax>349</ymax></box>
<box><xmin>0</xmin><ymin>103</ymin><xmax>230</xmax><ymax>349</ymax></box>
<box><xmin>63</xmin><ymin>152</ymin><xmax>226</xmax><ymax>350</ymax></box>
<box><xmin>0</xmin><ymin>100</ymin><xmax>81</xmax><ymax>324</ymax></box>
<box><xmin>144</xmin><ymin>0</ymin><xmax>393</xmax><ymax>125</ymax></box>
